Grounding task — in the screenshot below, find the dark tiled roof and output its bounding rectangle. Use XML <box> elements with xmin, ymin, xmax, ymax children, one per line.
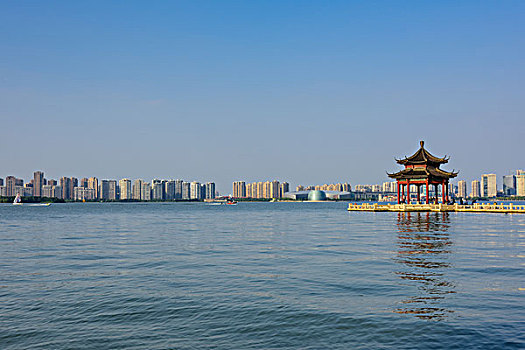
<box><xmin>395</xmin><ymin>141</ymin><xmax>448</xmax><ymax>165</ymax></box>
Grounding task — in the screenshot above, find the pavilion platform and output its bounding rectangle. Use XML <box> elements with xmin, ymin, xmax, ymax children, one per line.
<box><xmin>347</xmin><ymin>202</ymin><xmax>525</xmax><ymax>213</ymax></box>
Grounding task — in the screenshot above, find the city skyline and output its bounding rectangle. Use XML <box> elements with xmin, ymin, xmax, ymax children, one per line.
<box><xmin>1</xmin><ymin>2</ymin><xmax>525</xmax><ymax>194</ymax></box>
<box><xmin>2</xmin><ymin>167</ymin><xmax>525</xmax><ymax>199</ymax></box>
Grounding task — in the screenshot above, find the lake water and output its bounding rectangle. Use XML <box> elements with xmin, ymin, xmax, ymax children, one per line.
<box><xmin>1</xmin><ymin>202</ymin><xmax>523</xmax><ymax>349</ymax></box>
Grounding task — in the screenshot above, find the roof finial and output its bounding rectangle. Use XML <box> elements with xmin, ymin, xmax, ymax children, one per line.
<box><xmin>420</xmin><ymin>140</ymin><xmax>424</xmax><ymax>148</ymax></box>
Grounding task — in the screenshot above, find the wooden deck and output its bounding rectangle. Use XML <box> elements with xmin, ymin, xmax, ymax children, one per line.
<box><xmin>347</xmin><ymin>202</ymin><xmax>525</xmax><ymax>213</ymax></box>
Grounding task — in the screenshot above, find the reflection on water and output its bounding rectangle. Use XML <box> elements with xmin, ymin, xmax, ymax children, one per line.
<box><xmin>394</xmin><ymin>212</ymin><xmax>455</xmax><ymax>320</ymax></box>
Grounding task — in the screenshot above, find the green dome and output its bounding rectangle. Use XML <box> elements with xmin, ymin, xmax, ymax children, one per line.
<box><xmin>308</xmin><ymin>190</ymin><xmax>327</xmax><ymax>201</ymax></box>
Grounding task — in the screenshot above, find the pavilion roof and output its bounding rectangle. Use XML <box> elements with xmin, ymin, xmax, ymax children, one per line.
<box><xmin>387</xmin><ymin>166</ymin><xmax>458</xmax><ymax>180</ymax></box>
<box><xmin>395</xmin><ymin>141</ymin><xmax>449</xmax><ymax>165</ymax></box>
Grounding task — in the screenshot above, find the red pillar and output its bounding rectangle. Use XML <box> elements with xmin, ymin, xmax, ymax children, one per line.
<box><xmin>442</xmin><ymin>180</ymin><xmax>446</xmax><ymax>204</ymax></box>
<box><xmin>406</xmin><ymin>180</ymin><xmax>410</xmax><ymax>204</ymax></box>
<box><xmin>426</xmin><ymin>180</ymin><xmax>429</xmax><ymax>204</ymax></box>
<box><xmin>397</xmin><ymin>181</ymin><xmax>400</xmax><ymax>204</ymax></box>
<box><xmin>435</xmin><ymin>184</ymin><xmax>439</xmax><ymax>204</ymax></box>
<box><xmin>417</xmin><ymin>184</ymin><xmax>421</xmax><ymax>204</ymax></box>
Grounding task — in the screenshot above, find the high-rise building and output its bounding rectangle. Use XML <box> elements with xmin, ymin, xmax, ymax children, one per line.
<box><xmin>503</xmin><ymin>175</ymin><xmax>516</xmax><ymax>196</ymax></box>
<box><xmin>471</xmin><ymin>180</ymin><xmax>480</xmax><ymax>198</ymax></box>
<box><xmin>280</xmin><ymin>182</ymin><xmax>289</xmax><ymax>198</ymax></box>
<box><xmin>205</xmin><ymin>182</ymin><xmax>216</xmax><ymax>199</ymax></box>
<box><xmin>262</xmin><ymin>181</ymin><xmax>271</xmax><ymax>199</ymax></box>
<box><xmin>270</xmin><ymin>180</ymin><xmax>280</xmax><ymax>199</ymax></box>
<box><xmin>6</xmin><ymin>176</ymin><xmax>22</xmax><ymax>196</ymax></box>
<box><xmin>141</xmin><ymin>182</ymin><xmax>151</xmax><ymax>200</ymax></box>
<box><xmin>68</xmin><ymin>177</ymin><xmax>78</xmax><ymax>200</ymax></box>
<box><xmin>233</xmin><ymin>181</ymin><xmax>246</xmax><ymax>198</ymax></box>
<box><xmin>33</xmin><ymin>171</ymin><xmax>44</xmax><ymax>197</ymax></box>
<box><xmin>190</xmin><ymin>182</ymin><xmax>201</xmax><ymax>199</ymax></box>
<box><xmin>481</xmin><ymin>174</ymin><xmax>497</xmax><ymax>198</ymax></box>
<box><xmin>516</xmin><ymin>174</ymin><xmax>525</xmax><ymax>197</ymax></box>
<box><xmin>175</xmin><ymin>180</ymin><xmax>183</xmax><ymax>200</ymax></box>
<box><xmin>60</xmin><ymin>177</ymin><xmax>71</xmax><ymax>199</ymax></box>
<box><xmin>165</xmin><ymin>180</ymin><xmax>176</xmax><ymax>200</ymax></box>
<box><xmin>152</xmin><ymin>181</ymin><xmax>164</xmax><ymax>200</ymax></box>
<box><xmin>0</xmin><ymin>178</ymin><xmax>3</xmax><ymax>187</ymax></box>
<box><xmin>79</xmin><ymin>178</ymin><xmax>89</xmax><ymax>188</ymax></box>
<box><xmin>182</xmin><ymin>182</ymin><xmax>190</xmax><ymax>200</ymax></box>
<box><xmin>42</xmin><ymin>185</ymin><xmax>53</xmax><ymax>198</ymax></box>
<box><xmin>108</xmin><ymin>180</ymin><xmax>118</xmax><ymax>200</ymax></box>
<box><xmin>119</xmin><ymin>179</ymin><xmax>132</xmax><ymax>200</ymax></box>
<box><xmin>151</xmin><ymin>180</ymin><xmax>164</xmax><ymax>200</ymax></box>
<box><xmin>47</xmin><ymin>179</ymin><xmax>57</xmax><ymax>186</ymax></box>
<box><xmin>457</xmin><ymin>180</ymin><xmax>467</xmax><ymax>198</ymax></box>
<box><xmin>132</xmin><ymin>179</ymin><xmax>143</xmax><ymax>200</ymax></box>
<box><xmin>53</xmin><ymin>185</ymin><xmax>62</xmax><ymax>199</ymax></box>
<box><xmin>100</xmin><ymin>180</ymin><xmax>109</xmax><ymax>200</ymax></box>
<box><xmin>87</xmin><ymin>177</ymin><xmax>99</xmax><ymax>199</ymax></box>
<box><xmin>245</xmin><ymin>183</ymin><xmax>252</xmax><ymax>198</ymax></box>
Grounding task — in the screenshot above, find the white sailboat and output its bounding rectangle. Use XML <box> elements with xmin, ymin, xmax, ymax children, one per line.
<box><xmin>13</xmin><ymin>193</ymin><xmax>22</xmax><ymax>205</ymax></box>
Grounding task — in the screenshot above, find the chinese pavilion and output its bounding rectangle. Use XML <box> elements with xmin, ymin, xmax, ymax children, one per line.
<box><xmin>388</xmin><ymin>141</ymin><xmax>458</xmax><ymax>204</ymax></box>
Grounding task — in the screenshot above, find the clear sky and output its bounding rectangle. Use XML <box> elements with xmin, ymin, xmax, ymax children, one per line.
<box><xmin>1</xmin><ymin>1</ymin><xmax>524</xmax><ymax>194</ymax></box>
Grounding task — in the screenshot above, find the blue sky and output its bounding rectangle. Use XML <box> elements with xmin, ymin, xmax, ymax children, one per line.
<box><xmin>1</xmin><ymin>1</ymin><xmax>524</xmax><ymax>193</ymax></box>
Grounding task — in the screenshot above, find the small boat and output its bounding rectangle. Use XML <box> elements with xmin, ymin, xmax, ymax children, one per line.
<box><xmin>13</xmin><ymin>193</ymin><xmax>22</xmax><ymax>205</ymax></box>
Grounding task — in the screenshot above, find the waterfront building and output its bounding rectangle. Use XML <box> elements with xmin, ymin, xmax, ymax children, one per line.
<box><xmin>79</xmin><ymin>178</ymin><xmax>89</xmax><ymax>188</ymax></box>
<box><xmin>233</xmin><ymin>181</ymin><xmax>246</xmax><ymax>198</ymax></box>
<box><xmin>141</xmin><ymin>182</ymin><xmax>151</xmax><ymax>200</ymax></box>
<box><xmin>270</xmin><ymin>180</ymin><xmax>280</xmax><ymax>199</ymax></box>
<box><xmin>152</xmin><ymin>181</ymin><xmax>164</xmax><ymax>200</ymax></box>
<box><xmin>181</xmin><ymin>182</ymin><xmax>190</xmax><ymax>200</ymax></box>
<box><xmin>151</xmin><ymin>180</ymin><xmax>164</xmax><ymax>200</ymax></box>
<box><xmin>87</xmin><ymin>177</ymin><xmax>98</xmax><ymax>199</ymax></box>
<box><xmin>0</xmin><ymin>186</ymin><xmax>6</xmax><ymax>196</ymax></box>
<box><xmin>52</xmin><ymin>185</ymin><xmax>62</xmax><ymax>199</ymax></box>
<box><xmin>60</xmin><ymin>177</ymin><xmax>71</xmax><ymax>199</ymax></box>
<box><xmin>165</xmin><ymin>180</ymin><xmax>176</xmax><ymax>200</ymax></box>
<box><xmin>471</xmin><ymin>180</ymin><xmax>481</xmax><ymax>198</ymax></box>
<box><xmin>517</xmin><ymin>174</ymin><xmax>525</xmax><ymax>196</ymax></box>
<box><xmin>20</xmin><ymin>185</ymin><xmax>33</xmax><ymax>197</ymax></box>
<box><xmin>33</xmin><ymin>171</ymin><xmax>44</xmax><ymax>197</ymax></box>
<box><xmin>48</xmin><ymin>179</ymin><xmax>57</xmax><ymax>186</ymax></box>
<box><xmin>6</xmin><ymin>176</ymin><xmax>23</xmax><ymax>196</ymax></box>
<box><xmin>481</xmin><ymin>174</ymin><xmax>497</xmax><ymax>198</ymax></box>
<box><xmin>0</xmin><ymin>178</ymin><xmax>3</xmax><ymax>187</ymax></box>
<box><xmin>503</xmin><ymin>175</ymin><xmax>516</xmax><ymax>196</ymax></box>
<box><xmin>388</xmin><ymin>141</ymin><xmax>458</xmax><ymax>204</ymax></box>
<box><xmin>42</xmin><ymin>185</ymin><xmax>53</xmax><ymax>197</ymax></box>
<box><xmin>205</xmin><ymin>182</ymin><xmax>215</xmax><ymax>199</ymax></box>
<box><xmin>99</xmin><ymin>180</ymin><xmax>109</xmax><ymax>200</ymax></box>
<box><xmin>174</xmin><ymin>179</ymin><xmax>183</xmax><ymax>200</ymax></box>
<box><xmin>280</xmin><ymin>182</ymin><xmax>289</xmax><ymax>198</ymax></box>
<box><xmin>190</xmin><ymin>182</ymin><xmax>201</xmax><ymax>199</ymax></box>
<box><xmin>70</xmin><ymin>178</ymin><xmax>78</xmax><ymax>200</ymax></box>
<box><xmin>245</xmin><ymin>183</ymin><xmax>252</xmax><ymax>198</ymax></box>
<box><xmin>458</xmin><ymin>180</ymin><xmax>467</xmax><ymax>198</ymax></box>
<box><xmin>119</xmin><ymin>179</ymin><xmax>132</xmax><ymax>200</ymax></box>
<box><xmin>254</xmin><ymin>182</ymin><xmax>261</xmax><ymax>198</ymax></box>
<box><xmin>132</xmin><ymin>179</ymin><xmax>143</xmax><ymax>200</ymax></box>
<box><xmin>74</xmin><ymin>187</ymin><xmax>96</xmax><ymax>201</ymax></box>
<box><xmin>262</xmin><ymin>181</ymin><xmax>271</xmax><ymax>199</ymax></box>
<box><xmin>107</xmin><ymin>180</ymin><xmax>118</xmax><ymax>200</ymax></box>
